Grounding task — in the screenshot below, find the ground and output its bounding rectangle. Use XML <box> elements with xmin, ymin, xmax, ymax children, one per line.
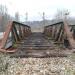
<box><xmin>0</xmin><ymin>33</ymin><xmax>75</xmax><ymax>75</ymax></box>
<box><xmin>0</xmin><ymin>53</ymin><xmax>75</xmax><ymax>75</ymax></box>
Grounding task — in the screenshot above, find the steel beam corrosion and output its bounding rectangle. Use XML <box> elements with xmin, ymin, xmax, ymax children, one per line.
<box><xmin>44</xmin><ymin>21</ymin><xmax>75</xmax><ymax>49</ymax></box>
<box><xmin>0</xmin><ymin>21</ymin><xmax>31</xmax><ymax>52</ymax></box>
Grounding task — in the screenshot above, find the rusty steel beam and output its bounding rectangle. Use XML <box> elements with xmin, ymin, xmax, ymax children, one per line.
<box><xmin>63</xmin><ymin>20</ymin><xmax>75</xmax><ymax>48</ymax></box>
<box><xmin>0</xmin><ymin>21</ymin><xmax>13</xmax><ymax>49</ymax></box>
<box><xmin>43</xmin><ymin>20</ymin><xmax>75</xmax><ymax>49</ymax></box>
<box><xmin>0</xmin><ymin>21</ymin><xmax>31</xmax><ymax>52</ymax></box>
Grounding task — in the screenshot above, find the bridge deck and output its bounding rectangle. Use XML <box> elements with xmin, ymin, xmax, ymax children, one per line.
<box><xmin>7</xmin><ymin>32</ymin><xmax>70</xmax><ymax>58</ymax></box>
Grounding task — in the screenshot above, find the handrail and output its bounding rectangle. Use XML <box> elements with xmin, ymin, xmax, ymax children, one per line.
<box><xmin>45</xmin><ymin>21</ymin><xmax>63</xmax><ymax>27</ymax></box>
<box><xmin>13</xmin><ymin>21</ymin><xmax>30</xmax><ymax>28</ymax></box>
<box><xmin>0</xmin><ymin>21</ymin><xmax>31</xmax><ymax>50</ymax></box>
<box><xmin>44</xmin><ymin>20</ymin><xmax>75</xmax><ymax>49</ymax></box>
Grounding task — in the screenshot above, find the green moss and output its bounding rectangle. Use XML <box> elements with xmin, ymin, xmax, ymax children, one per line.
<box><xmin>13</xmin><ymin>43</ymin><xmax>17</xmax><ymax>48</ymax></box>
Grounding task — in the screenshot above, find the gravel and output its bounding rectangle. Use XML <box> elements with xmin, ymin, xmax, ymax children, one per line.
<box><xmin>6</xmin><ymin>57</ymin><xmax>75</xmax><ymax>75</ymax></box>
<box><xmin>0</xmin><ymin>52</ymin><xmax>75</xmax><ymax>75</ymax></box>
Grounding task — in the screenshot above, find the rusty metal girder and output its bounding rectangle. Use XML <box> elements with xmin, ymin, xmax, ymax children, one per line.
<box><xmin>0</xmin><ymin>21</ymin><xmax>31</xmax><ymax>52</ymax></box>
<box><xmin>44</xmin><ymin>20</ymin><xmax>75</xmax><ymax>49</ymax></box>
<box><xmin>63</xmin><ymin>20</ymin><xmax>75</xmax><ymax>48</ymax></box>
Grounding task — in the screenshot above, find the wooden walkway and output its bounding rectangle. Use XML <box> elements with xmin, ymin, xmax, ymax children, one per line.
<box><xmin>0</xmin><ymin>21</ymin><xmax>75</xmax><ymax>57</ymax></box>
<box><xmin>7</xmin><ymin>32</ymin><xmax>70</xmax><ymax>58</ymax></box>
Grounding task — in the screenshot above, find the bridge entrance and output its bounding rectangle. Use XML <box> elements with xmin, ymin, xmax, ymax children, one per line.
<box><xmin>9</xmin><ymin>32</ymin><xmax>66</xmax><ymax>57</ymax></box>
<box><xmin>0</xmin><ymin>21</ymin><xmax>75</xmax><ymax>57</ymax></box>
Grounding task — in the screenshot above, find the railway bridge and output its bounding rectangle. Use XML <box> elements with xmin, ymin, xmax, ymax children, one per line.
<box><xmin>0</xmin><ymin>20</ymin><xmax>75</xmax><ymax>57</ymax></box>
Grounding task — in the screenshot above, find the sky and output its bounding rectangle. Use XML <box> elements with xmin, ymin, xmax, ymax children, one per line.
<box><xmin>0</xmin><ymin>0</ymin><xmax>75</xmax><ymax>21</ymax></box>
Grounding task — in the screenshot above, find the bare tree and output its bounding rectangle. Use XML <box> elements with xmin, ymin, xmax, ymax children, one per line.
<box><xmin>42</xmin><ymin>12</ymin><xmax>45</xmax><ymax>21</ymax></box>
<box><xmin>55</xmin><ymin>9</ymin><xmax>70</xmax><ymax>20</ymax></box>
<box><xmin>0</xmin><ymin>5</ymin><xmax>11</xmax><ymax>32</ymax></box>
<box><xmin>25</xmin><ymin>12</ymin><xmax>28</xmax><ymax>22</ymax></box>
<box><xmin>42</xmin><ymin>12</ymin><xmax>46</xmax><ymax>27</ymax></box>
<box><xmin>15</xmin><ymin>12</ymin><xmax>20</xmax><ymax>22</ymax></box>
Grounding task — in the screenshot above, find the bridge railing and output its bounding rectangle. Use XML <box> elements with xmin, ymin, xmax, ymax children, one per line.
<box><xmin>0</xmin><ymin>21</ymin><xmax>31</xmax><ymax>52</ymax></box>
<box><xmin>44</xmin><ymin>20</ymin><xmax>75</xmax><ymax>49</ymax></box>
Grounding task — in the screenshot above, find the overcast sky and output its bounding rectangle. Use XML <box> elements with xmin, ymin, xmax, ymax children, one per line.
<box><xmin>0</xmin><ymin>0</ymin><xmax>75</xmax><ymax>21</ymax></box>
